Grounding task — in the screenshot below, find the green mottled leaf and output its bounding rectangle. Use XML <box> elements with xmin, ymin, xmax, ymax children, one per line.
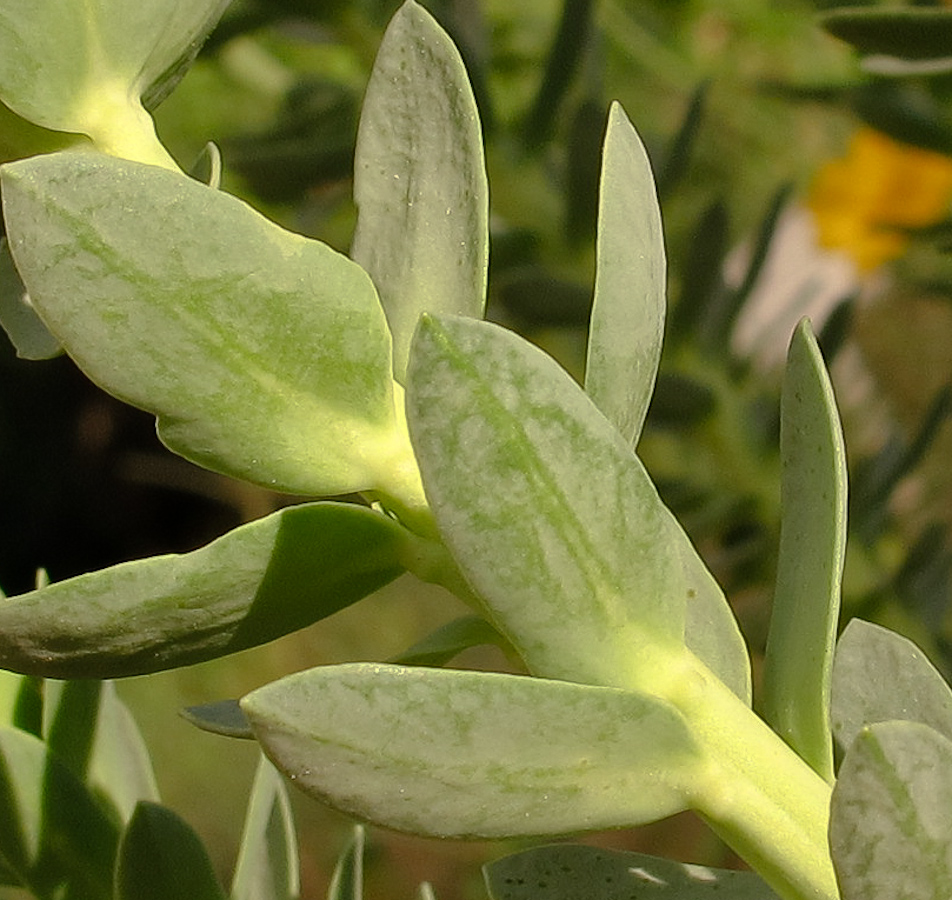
<box><xmin>585</xmin><ymin>102</ymin><xmax>665</xmax><ymax>448</ymax></box>
<box><xmin>327</xmin><ymin>826</ymin><xmax>364</xmax><ymax>900</ymax></box>
<box><xmin>822</xmin><ymin>7</ymin><xmax>952</xmax><ymax>62</ymax></box>
<box><xmin>350</xmin><ymin>0</ymin><xmax>488</xmax><ymax>383</ymax></box>
<box><xmin>116</xmin><ymin>801</ymin><xmax>226</xmax><ymax>900</ymax></box>
<box><xmin>830</xmin><ymin>720</ymin><xmax>952</xmax><ymax>900</ymax></box>
<box><xmin>831</xmin><ymin>619</ymin><xmax>952</xmax><ymax>752</ymax></box>
<box><xmin>0</xmin><ymin>725</ymin><xmax>119</xmax><ymax>898</ymax></box>
<box><xmin>0</xmin><ymin>237</ymin><xmax>61</xmax><ymax>359</ymax></box>
<box><xmin>406</xmin><ymin>314</ymin><xmax>690</xmax><ymax>691</ymax></box>
<box><xmin>243</xmin><ymin>664</ymin><xmax>701</xmax><ymax>838</ymax></box>
<box><xmin>0</xmin><ymin>0</ymin><xmax>228</xmax><ymax>163</ymax></box>
<box><xmin>1</xmin><ymin>153</ymin><xmax>409</xmax><ymax>499</ymax></box>
<box><xmin>761</xmin><ymin>319</ymin><xmax>846</xmax><ymax>782</ymax></box>
<box><xmin>0</xmin><ymin>503</ymin><xmax>407</xmax><ymax>678</ymax></box>
<box><xmin>231</xmin><ymin>755</ymin><xmax>299</xmax><ymax>900</ymax></box>
<box><xmin>485</xmin><ymin>844</ymin><xmax>780</xmax><ymax>899</ymax></box>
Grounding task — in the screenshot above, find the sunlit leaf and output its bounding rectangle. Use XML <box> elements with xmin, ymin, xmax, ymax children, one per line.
<box><xmin>761</xmin><ymin>319</ymin><xmax>846</xmax><ymax>782</ymax></box>
<box><xmin>231</xmin><ymin>755</ymin><xmax>300</xmax><ymax>900</ymax></box>
<box><xmin>831</xmin><ymin>619</ymin><xmax>952</xmax><ymax>751</ymax></box>
<box><xmin>2</xmin><ymin>153</ymin><xmax>407</xmax><ymax>498</ymax></box>
<box><xmin>350</xmin><ymin>0</ymin><xmax>488</xmax><ymax>383</ymax></box>
<box><xmin>485</xmin><ymin>844</ymin><xmax>780</xmax><ymax>899</ymax></box>
<box><xmin>585</xmin><ymin>102</ymin><xmax>665</xmax><ymax>448</ymax></box>
<box><xmin>0</xmin><ymin>503</ymin><xmax>407</xmax><ymax>678</ymax></box>
<box><xmin>243</xmin><ymin>664</ymin><xmax>701</xmax><ymax>838</ymax></box>
<box><xmin>830</xmin><ymin>720</ymin><xmax>952</xmax><ymax>900</ymax></box>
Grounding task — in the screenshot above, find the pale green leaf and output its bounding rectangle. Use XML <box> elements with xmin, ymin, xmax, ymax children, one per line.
<box><xmin>0</xmin><ymin>503</ymin><xmax>407</xmax><ymax>678</ymax></box>
<box><xmin>350</xmin><ymin>0</ymin><xmax>488</xmax><ymax>383</ymax></box>
<box><xmin>830</xmin><ymin>720</ymin><xmax>952</xmax><ymax>900</ymax></box>
<box><xmin>761</xmin><ymin>319</ymin><xmax>846</xmax><ymax>782</ymax></box>
<box><xmin>231</xmin><ymin>755</ymin><xmax>300</xmax><ymax>900</ymax></box>
<box><xmin>831</xmin><ymin>619</ymin><xmax>952</xmax><ymax>751</ymax></box>
<box><xmin>2</xmin><ymin>153</ymin><xmax>406</xmax><ymax>497</ymax></box>
<box><xmin>116</xmin><ymin>801</ymin><xmax>226</xmax><ymax>900</ymax></box>
<box><xmin>242</xmin><ymin>664</ymin><xmax>701</xmax><ymax>838</ymax></box>
<box><xmin>406</xmin><ymin>313</ymin><xmax>689</xmax><ymax>692</ymax></box>
<box><xmin>585</xmin><ymin>102</ymin><xmax>665</xmax><ymax>447</ymax></box>
<box><xmin>485</xmin><ymin>844</ymin><xmax>780</xmax><ymax>899</ymax></box>
<box><xmin>388</xmin><ymin>615</ymin><xmax>506</xmax><ymax>667</ymax></box>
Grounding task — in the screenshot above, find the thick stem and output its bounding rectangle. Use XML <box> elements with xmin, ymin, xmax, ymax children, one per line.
<box><xmin>665</xmin><ymin>654</ymin><xmax>839</xmax><ymax>900</ymax></box>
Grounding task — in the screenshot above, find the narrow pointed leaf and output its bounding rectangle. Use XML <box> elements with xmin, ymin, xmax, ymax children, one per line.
<box><xmin>585</xmin><ymin>102</ymin><xmax>666</xmax><ymax>447</ymax></box>
<box><xmin>0</xmin><ymin>237</ymin><xmax>61</xmax><ymax>359</ymax></box>
<box><xmin>485</xmin><ymin>844</ymin><xmax>780</xmax><ymax>900</ymax></box>
<box><xmin>388</xmin><ymin>615</ymin><xmax>506</xmax><ymax>667</ymax></box>
<box><xmin>0</xmin><ymin>503</ymin><xmax>407</xmax><ymax>678</ymax></box>
<box><xmin>2</xmin><ymin>153</ymin><xmax>405</xmax><ymax>497</ymax></box>
<box><xmin>407</xmin><ymin>314</ymin><xmax>689</xmax><ymax>691</ymax></box>
<box><xmin>761</xmin><ymin>319</ymin><xmax>846</xmax><ymax>782</ymax></box>
<box><xmin>0</xmin><ymin>725</ymin><xmax>119</xmax><ymax>898</ymax></box>
<box><xmin>183</xmin><ymin>700</ymin><xmax>255</xmax><ymax>740</ymax></box>
<box><xmin>116</xmin><ymin>801</ymin><xmax>226</xmax><ymax>900</ymax></box>
<box><xmin>350</xmin><ymin>0</ymin><xmax>488</xmax><ymax>383</ymax></box>
<box><xmin>231</xmin><ymin>755</ymin><xmax>300</xmax><ymax>900</ymax></box>
<box><xmin>830</xmin><ymin>720</ymin><xmax>952</xmax><ymax>900</ymax></box>
<box><xmin>831</xmin><ymin>619</ymin><xmax>952</xmax><ymax>752</ymax></box>
<box><xmin>327</xmin><ymin>826</ymin><xmax>364</xmax><ymax>900</ymax></box>
<box><xmin>243</xmin><ymin>664</ymin><xmax>702</xmax><ymax>838</ymax></box>
<box><xmin>42</xmin><ymin>680</ymin><xmax>102</xmax><ymax>782</ymax></box>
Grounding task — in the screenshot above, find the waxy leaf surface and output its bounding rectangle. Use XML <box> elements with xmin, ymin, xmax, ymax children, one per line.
<box><xmin>585</xmin><ymin>102</ymin><xmax>666</xmax><ymax>447</ymax></box>
<box><xmin>830</xmin><ymin>720</ymin><xmax>952</xmax><ymax>900</ymax></box>
<box><xmin>485</xmin><ymin>844</ymin><xmax>780</xmax><ymax>899</ymax></box>
<box><xmin>407</xmin><ymin>314</ymin><xmax>689</xmax><ymax>691</ymax></box>
<box><xmin>831</xmin><ymin>619</ymin><xmax>952</xmax><ymax>751</ymax></box>
<box><xmin>0</xmin><ymin>503</ymin><xmax>406</xmax><ymax>678</ymax></box>
<box><xmin>762</xmin><ymin>319</ymin><xmax>846</xmax><ymax>782</ymax></box>
<box><xmin>351</xmin><ymin>0</ymin><xmax>488</xmax><ymax>383</ymax></box>
<box><xmin>2</xmin><ymin>153</ymin><xmax>404</xmax><ymax>497</ymax></box>
<box><xmin>243</xmin><ymin>664</ymin><xmax>701</xmax><ymax>838</ymax></box>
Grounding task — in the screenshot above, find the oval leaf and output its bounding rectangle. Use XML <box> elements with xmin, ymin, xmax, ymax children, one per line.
<box><xmin>2</xmin><ymin>153</ymin><xmax>405</xmax><ymax>497</ymax></box>
<box><xmin>406</xmin><ymin>313</ymin><xmax>690</xmax><ymax>692</ymax></box>
<box><xmin>0</xmin><ymin>502</ymin><xmax>407</xmax><ymax>678</ymax></box>
<box><xmin>830</xmin><ymin>720</ymin><xmax>952</xmax><ymax>900</ymax></box>
<box><xmin>761</xmin><ymin>319</ymin><xmax>846</xmax><ymax>782</ymax></box>
<box><xmin>831</xmin><ymin>619</ymin><xmax>952</xmax><ymax>752</ymax></box>
<box><xmin>243</xmin><ymin>663</ymin><xmax>702</xmax><ymax>839</ymax></box>
<box><xmin>585</xmin><ymin>102</ymin><xmax>666</xmax><ymax>447</ymax></box>
<box><xmin>350</xmin><ymin>0</ymin><xmax>488</xmax><ymax>383</ymax></box>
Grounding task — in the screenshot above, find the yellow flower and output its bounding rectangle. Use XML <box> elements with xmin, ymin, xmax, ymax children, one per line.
<box><xmin>807</xmin><ymin>127</ymin><xmax>952</xmax><ymax>271</ymax></box>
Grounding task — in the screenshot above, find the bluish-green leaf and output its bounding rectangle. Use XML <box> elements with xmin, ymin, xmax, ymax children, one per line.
<box><xmin>0</xmin><ymin>237</ymin><xmax>61</xmax><ymax>359</ymax></box>
<box><xmin>830</xmin><ymin>720</ymin><xmax>952</xmax><ymax>900</ymax></box>
<box><xmin>406</xmin><ymin>314</ymin><xmax>690</xmax><ymax>692</ymax></box>
<box><xmin>243</xmin><ymin>664</ymin><xmax>702</xmax><ymax>838</ymax></box>
<box><xmin>182</xmin><ymin>700</ymin><xmax>254</xmax><ymax>740</ymax></box>
<box><xmin>0</xmin><ymin>725</ymin><xmax>119</xmax><ymax>898</ymax></box>
<box><xmin>231</xmin><ymin>754</ymin><xmax>300</xmax><ymax>900</ymax></box>
<box><xmin>327</xmin><ymin>826</ymin><xmax>364</xmax><ymax>900</ymax></box>
<box><xmin>116</xmin><ymin>801</ymin><xmax>226</xmax><ymax>900</ymax></box>
<box><xmin>485</xmin><ymin>844</ymin><xmax>780</xmax><ymax>899</ymax></box>
<box><xmin>350</xmin><ymin>0</ymin><xmax>488</xmax><ymax>383</ymax></box>
<box><xmin>761</xmin><ymin>319</ymin><xmax>846</xmax><ymax>783</ymax></box>
<box><xmin>585</xmin><ymin>102</ymin><xmax>665</xmax><ymax>448</ymax></box>
<box><xmin>0</xmin><ymin>502</ymin><xmax>407</xmax><ymax>678</ymax></box>
<box><xmin>831</xmin><ymin>619</ymin><xmax>952</xmax><ymax>752</ymax></box>
<box><xmin>1</xmin><ymin>153</ymin><xmax>410</xmax><ymax>499</ymax></box>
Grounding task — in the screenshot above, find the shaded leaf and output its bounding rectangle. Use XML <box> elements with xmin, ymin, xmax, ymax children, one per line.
<box><xmin>761</xmin><ymin>320</ymin><xmax>846</xmax><ymax>782</ymax></box>
<box><xmin>0</xmin><ymin>237</ymin><xmax>61</xmax><ymax>359</ymax></box>
<box><xmin>830</xmin><ymin>720</ymin><xmax>952</xmax><ymax>900</ymax></box>
<box><xmin>243</xmin><ymin>664</ymin><xmax>701</xmax><ymax>838</ymax></box>
<box><xmin>485</xmin><ymin>844</ymin><xmax>780</xmax><ymax>899</ymax></box>
<box><xmin>831</xmin><ymin>619</ymin><xmax>952</xmax><ymax>751</ymax></box>
<box><xmin>1</xmin><ymin>153</ymin><xmax>408</xmax><ymax>499</ymax></box>
<box><xmin>182</xmin><ymin>700</ymin><xmax>254</xmax><ymax>740</ymax></box>
<box><xmin>327</xmin><ymin>826</ymin><xmax>363</xmax><ymax>900</ymax></box>
<box><xmin>231</xmin><ymin>755</ymin><xmax>300</xmax><ymax>900</ymax></box>
<box><xmin>0</xmin><ymin>502</ymin><xmax>407</xmax><ymax>678</ymax></box>
<box><xmin>116</xmin><ymin>801</ymin><xmax>226</xmax><ymax>900</ymax></box>
<box><xmin>350</xmin><ymin>0</ymin><xmax>488</xmax><ymax>383</ymax></box>
<box><xmin>388</xmin><ymin>615</ymin><xmax>506</xmax><ymax>667</ymax></box>
<box><xmin>585</xmin><ymin>102</ymin><xmax>666</xmax><ymax>448</ymax></box>
<box><xmin>822</xmin><ymin>7</ymin><xmax>952</xmax><ymax>62</ymax></box>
